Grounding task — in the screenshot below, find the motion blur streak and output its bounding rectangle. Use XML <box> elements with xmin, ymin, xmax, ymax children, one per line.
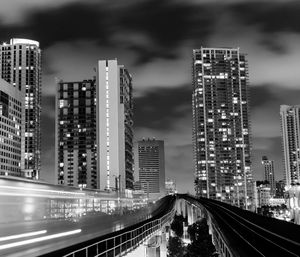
<box><xmin>0</xmin><ymin>230</ymin><xmax>47</xmax><ymax>242</ymax></box>
<box><xmin>0</xmin><ymin>229</ymin><xmax>82</xmax><ymax>250</ymax></box>
<box><xmin>0</xmin><ymin>185</ymin><xmax>84</xmax><ymax>195</ymax></box>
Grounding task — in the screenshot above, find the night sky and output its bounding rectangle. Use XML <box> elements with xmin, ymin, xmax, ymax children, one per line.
<box><xmin>1</xmin><ymin>0</ymin><xmax>299</xmax><ymax>193</ymax></box>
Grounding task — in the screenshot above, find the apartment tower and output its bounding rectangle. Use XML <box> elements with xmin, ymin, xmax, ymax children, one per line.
<box><xmin>261</xmin><ymin>156</ymin><xmax>275</xmax><ymax>196</ymax></box>
<box><xmin>0</xmin><ymin>38</ymin><xmax>41</xmax><ymax>179</ymax></box>
<box><xmin>192</xmin><ymin>47</ymin><xmax>253</xmax><ymax>209</ymax></box>
<box><xmin>280</xmin><ymin>105</ymin><xmax>300</xmax><ymax>187</ymax></box>
<box><xmin>55</xmin><ymin>80</ymin><xmax>97</xmax><ymax>188</ymax></box>
<box><xmin>97</xmin><ymin>60</ymin><xmax>134</xmax><ymax>192</ymax></box>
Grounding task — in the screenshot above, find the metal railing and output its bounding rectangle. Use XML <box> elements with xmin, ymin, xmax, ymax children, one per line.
<box><xmin>63</xmin><ymin>208</ymin><xmax>175</xmax><ymax>257</ymax></box>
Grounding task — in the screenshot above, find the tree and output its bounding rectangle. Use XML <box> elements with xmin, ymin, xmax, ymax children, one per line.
<box><xmin>185</xmin><ymin>219</ymin><xmax>215</xmax><ymax>257</ymax></box>
<box><xmin>170</xmin><ymin>214</ymin><xmax>185</xmax><ymax>238</ymax></box>
<box><xmin>168</xmin><ymin>236</ymin><xmax>185</xmax><ymax>257</ymax></box>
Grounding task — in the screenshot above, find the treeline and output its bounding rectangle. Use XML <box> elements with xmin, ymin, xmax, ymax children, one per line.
<box><xmin>167</xmin><ymin>214</ymin><xmax>216</xmax><ymax>257</ymax></box>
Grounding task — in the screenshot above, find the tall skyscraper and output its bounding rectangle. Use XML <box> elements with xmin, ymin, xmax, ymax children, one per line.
<box><xmin>55</xmin><ymin>80</ymin><xmax>97</xmax><ymax>188</ymax></box>
<box><xmin>0</xmin><ymin>78</ymin><xmax>22</xmax><ymax>176</ymax></box>
<box><xmin>135</xmin><ymin>139</ymin><xmax>165</xmax><ymax>197</ymax></box>
<box><xmin>261</xmin><ymin>156</ymin><xmax>275</xmax><ymax>196</ymax></box>
<box><xmin>97</xmin><ymin>60</ymin><xmax>134</xmax><ymax>192</ymax></box>
<box><xmin>192</xmin><ymin>47</ymin><xmax>253</xmax><ymax>209</ymax></box>
<box><xmin>280</xmin><ymin>105</ymin><xmax>300</xmax><ymax>187</ymax></box>
<box><xmin>0</xmin><ymin>38</ymin><xmax>41</xmax><ymax>179</ymax></box>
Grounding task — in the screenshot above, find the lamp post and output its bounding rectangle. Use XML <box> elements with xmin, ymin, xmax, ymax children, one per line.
<box><xmin>113</xmin><ymin>174</ymin><xmax>121</xmax><ymax>213</ymax></box>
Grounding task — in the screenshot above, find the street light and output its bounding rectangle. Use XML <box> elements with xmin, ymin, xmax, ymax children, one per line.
<box><xmin>113</xmin><ymin>174</ymin><xmax>121</xmax><ymax>213</ymax></box>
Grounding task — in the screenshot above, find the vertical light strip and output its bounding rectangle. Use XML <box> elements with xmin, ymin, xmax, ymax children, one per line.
<box><xmin>105</xmin><ymin>65</ymin><xmax>110</xmax><ymax>190</ymax></box>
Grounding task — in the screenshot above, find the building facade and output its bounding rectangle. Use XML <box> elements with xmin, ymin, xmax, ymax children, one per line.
<box><xmin>280</xmin><ymin>105</ymin><xmax>300</xmax><ymax>187</ymax></box>
<box><xmin>0</xmin><ymin>38</ymin><xmax>41</xmax><ymax>179</ymax></box>
<box><xmin>256</xmin><ymin>183</ymin><xmax>271</xmax><ymax>208</ymax></box>
<box><xmin>261</xmin><ymin>156</ymin><xmax>275</xmax><ymax>196</ymax></box>
<box><xmin>165</xmin><ymin>178</ymin><xmax>176</xmax><ymax>195</ymax></box>
<box><xmin>97</xmin><ymin>60</ymin><xmax>134</xmax><ymax>192</ymax></box>
<box><xmin>0</xmin><ymin>78</ymin><xmax>22</xmax><ymax>176</ymax></box>
<box><xmin>192</xmin><ymin>47</ymin><xmax>253</xmax><ymax>209</ymax></box>
<box><xmin>135</xmin><ymin>139</ymin><xmax>165</xmax><ymax>196</ymax></box>
<box><xmin>55</xmin><ymin>80</ymin><xmax>97</xmax><ymax>188</ymax></box>
<box><xmin>275</xmin><ymin>180</ymin><xmax>285</xmax><ymax>198</ymax></box>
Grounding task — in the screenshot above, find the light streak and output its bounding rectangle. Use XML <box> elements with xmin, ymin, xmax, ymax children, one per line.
<box><xmin>0</xmin><ymin>230</ymin><xmax>47</xmax><ymax>242</ymax></box>
<box><xmin>0</xmin><ymin>229</ymin><xmax>81</xmax><ymax>250</ymax></box>
<box><xmin>0</xmin><ymin>185</ymin><xmax>84</xmax><ymax>196</ymax></box>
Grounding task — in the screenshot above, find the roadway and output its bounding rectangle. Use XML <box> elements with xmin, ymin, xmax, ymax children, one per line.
<box><xmin>0</xmin><ymin>198</ymin><xmax>171</xmax><ymax>257</ymax></box>
<box><xmin>183</xmin><ymin>195</ymin><xmax>300</xmax><ymax>257</ymax></box>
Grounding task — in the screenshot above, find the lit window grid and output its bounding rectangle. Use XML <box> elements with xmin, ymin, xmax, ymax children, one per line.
<box><xmin>192</xmin><ymin>48</ymin><xmax>252</xmax><ymax>206</ymax></box>
<box><xmin>105</xmin><ymin>70</ymin><xmax>110</xmax><ymax>189</ymax></box>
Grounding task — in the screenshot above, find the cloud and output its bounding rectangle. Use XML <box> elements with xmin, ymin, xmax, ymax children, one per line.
<box><xmin>231</xmin><ymin>1</ymin><xmax>300</xmax><ymax>34</ymax></box>
<box><xmin>134</xmin><ymin>84</ymin><xmax>191</xmax><ymax>130</ymax></box>
<box><xmin>249</xmin><ymin>84</ymin><xmax>279</xmax><ymax>109</ymax></box>
<box><xmin>0</xmin><ymin>0</ymin><xmax>216</xmax><ymax>64</ymax></box>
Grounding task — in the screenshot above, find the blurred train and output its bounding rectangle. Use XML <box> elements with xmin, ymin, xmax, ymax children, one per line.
<box><xmin>0</xmin><ymin>176</ymin><xmax>147</xmax><ymax>223</ymax></box>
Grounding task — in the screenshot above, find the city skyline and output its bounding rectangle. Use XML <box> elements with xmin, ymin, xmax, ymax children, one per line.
<box><xmin>1</xmin><ymin>0</ymin><xmax>300</xmax><ymax>192</ymax></box>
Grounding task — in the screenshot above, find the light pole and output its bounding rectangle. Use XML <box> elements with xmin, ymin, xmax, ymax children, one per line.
<box><xmin>113</xmin><ymin>174</ymin><xmax>121</xmax><ymax>213</ymax></box>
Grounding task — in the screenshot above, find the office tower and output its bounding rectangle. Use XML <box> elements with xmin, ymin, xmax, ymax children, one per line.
<box><xmin>55</xmin><ymin>80</ymin><xmax>97</xmax><ymax>188</ymax></box>
<box><xmin>0</xmin><ymin>78</ymin><xmax>22</xmax><ymax>176</ymax></box>
<box><xmin>135</xmin><ymin>139</ymin><xmax>165</xmax><ymax>197</ymax></box>
<box><xmin>97</xmin><ymin>60</ymin><xmax>134</xmax><ymax>192</ymax></box>
<box><xmin>192</xmin><ymin>47</ymin><xmax>253</xmax><ymax>209</ymax></box>
<box><xmin>280</xmin><ymin>105</ymin><xmax>300</xmax><ymax>187</ymax></box>
<box><xmin>0</xmin><ymin>38</ymin><xmax>41</xmax><ymax>179</ymax></box>
<box><xmin>165</xmin><ymin>178</ymin><xmax>176</xmax><ymax>195</ymax></box>
<box><xmin>261</xmin><ymin>156</ymin><xmax>275</xmax><ymax>196</ymax></box>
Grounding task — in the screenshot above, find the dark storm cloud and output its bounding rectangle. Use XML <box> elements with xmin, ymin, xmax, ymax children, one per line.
<box><xmin>116</xmin><ymin>0</ymin><xmax>214</xmax><ymax>63</ymax></box>
<box><xmin>230</xmin><ymin>1</ymin><xmax>300</xmax><ymax>52</ymax></box>
<box><xmin>0</xmin><ymin>2</ymin><xmax>111</xmax><ymax>48</ymax></box>
<box><xmin>134</xmin><ymin>85</ymin><xmax>191</xmax><ymax>130</ymax></box>
<box><xmin>250</xmin><ymin>84</ymin><xmax>300</xmax><ymax>110</ymax></box>
<box><xmin>1</xmin><ymin>1</ymin><xmax>300</xmax><ymax>61</ymax></box>
<box><xmin>249</xmin><ymin>84</ymin><xmax>279</xmax><ymax>109</ymax></box>
<box><xmin>231</xmin><ymin>1</ymin><xmax>300</xmax><ymax>33</ymax></box>
<box><xmin>0</xmin><ymin>0</ymin><xmax>215</xmax><ymax>64</ymax></box>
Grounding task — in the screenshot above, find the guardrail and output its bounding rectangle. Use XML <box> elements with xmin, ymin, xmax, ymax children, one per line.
<box><xmin>63</xmin><ymin>208</ymin><xmax>175</xmax><ymax>257</ymax></box>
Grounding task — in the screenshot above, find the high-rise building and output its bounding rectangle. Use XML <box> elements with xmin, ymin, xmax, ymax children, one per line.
<box><xmin>135</xmin><ymin>139</ymin><xmax>165</xmax><ymax>197</ymax></box>
<box><xmin>97</xmin><ymin>60</ymin><xmax>134</xmax><ymax>192</ymax></box>
<box><xmin>256</xmin><ymin>181</ymin><xmax>271</xmax><ymax>208</ymax></box>
<box><xmin>165</xmin><ymin>178</ymin><xmax>176</xmax><ymax>195</ymax></box>
<box><xmin>280</xmin><ymin>105</ymin><xmax>300</xmax><ymax>187</ymax></box>
<box><xmin>0</xmin><ymin>78</ymin><xmax>22</xmax><ymax>176</ymax></box>
<box><xmin>55</xmin><ymin>80</ymin><xmax>97</xmax><ymax>188</ymax></box>
<box><xmin>192</xmin><ymin>47</ymin><xmax>253</xmax><ymax>209</ymax></box>
<box><xmin>275</xmin><ymin>180</ymin><xmax>285</xmax><ymax>198</ymax></box>
<box><xmin>0</xmin><ymin>38</ymin><xmax>41</xmax><ymax>179</ymax></box>
<box><xmin>261</xmin><ymin>156</ymin><xmax>275</xmax><ymax>196</ymax></box>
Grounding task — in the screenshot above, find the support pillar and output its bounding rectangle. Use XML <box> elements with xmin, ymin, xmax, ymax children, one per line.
<box><xmin>145</xmin><ymin>235</ymin><xmax>161</xmax><ymax>257</ymax></box>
